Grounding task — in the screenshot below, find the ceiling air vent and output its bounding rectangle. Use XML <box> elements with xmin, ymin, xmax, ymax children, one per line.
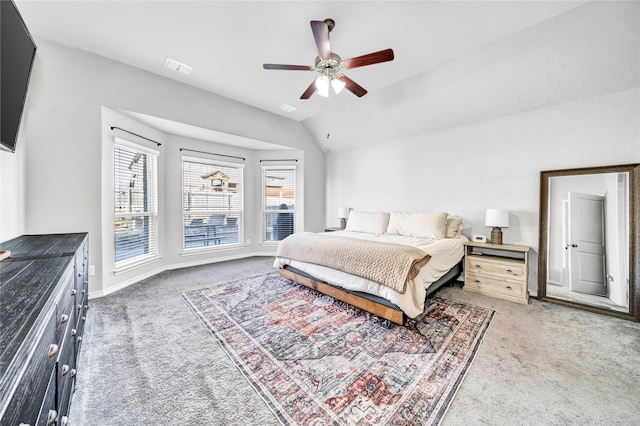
<box><xmin>164</xmin><ymin>57</ymin><xmax>193</xmax><ymax>75</ymax></box>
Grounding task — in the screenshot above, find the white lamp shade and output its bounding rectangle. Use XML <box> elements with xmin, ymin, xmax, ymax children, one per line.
<box><xmin>338</xmin><ymin>207</ymin><xmax>351</xmax><ymax>219</ymax></box>
<box><xmin>331</xmin><ymin>77</ymin><xmax>345</xmax><ymax>94</ymax></box>
<box><xmin>316</xmin><ymin>76</ymin><xmax>329</xmax><ymax>97</ymax></box>
<box><xmin>485</xmin><ymin>209</ymin><xmax>509</xmax><ymax>228</ymax></box>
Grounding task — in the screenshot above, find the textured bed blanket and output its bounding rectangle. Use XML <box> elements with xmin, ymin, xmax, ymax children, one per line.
<box><xmin>275</xmin><ymin>232</ymin><xmax>431</xmax><ymax>293</ymax></box>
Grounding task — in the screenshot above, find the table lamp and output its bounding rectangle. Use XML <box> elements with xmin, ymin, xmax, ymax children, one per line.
<box><xmin>338</xmin><ymin>207</ymin><xmax>351</xmax><ymax>229</ymax></box>
<box><xmin>485</xmin><ymin>209</ymin><xmax>509</xmax><ymax>244</ymax></box>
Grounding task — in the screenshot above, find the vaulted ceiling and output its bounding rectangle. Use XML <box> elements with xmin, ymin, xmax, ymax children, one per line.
<box><xmin>15</xmin><ymin>1</ymin><xmax>588</xmax><ymax>150</ymax></box>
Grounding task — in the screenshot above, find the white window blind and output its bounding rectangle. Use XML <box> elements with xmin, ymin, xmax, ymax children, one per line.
<box><xmin>262</xmin><ymin>166</ymin><xmax>296</xmax><ymax>243</ymax></box>
<box><xmin>113</xmin><ymin>140</ymin><xmax>158</xmax><ymax>267</ymax></box>
<box><xmin>182</xmin><ymin>157</ymin><xmax>244</xmax><ymax>249</ymax></box>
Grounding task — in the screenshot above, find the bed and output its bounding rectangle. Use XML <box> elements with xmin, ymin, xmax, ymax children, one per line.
<box><xmin>273</xmin><ymin>211</ymin><xmax>467</xmax><ymax>325</ymax></box>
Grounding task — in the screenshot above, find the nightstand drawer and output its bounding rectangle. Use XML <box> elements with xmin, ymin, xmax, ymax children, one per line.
<box><xmin>465</xmin><ymin>273</ymin><xmax>526</xmax><ymax>298</ymax></box>
<box><xmin>466</xmin><ymin>257</ymin><xmax>524</xmax><ymax>279</ymax></box>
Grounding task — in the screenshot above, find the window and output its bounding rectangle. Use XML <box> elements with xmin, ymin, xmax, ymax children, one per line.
<box><xmin>182</xmin><ymin>157</ymin><xmax>244</xmax><ymax>250</ymax></box>
<box><xmin>113</xmin><ymin>139</ymin><xmax>159</xmax><ymax>268</ymax></box>
<box><xmin>262</xmin><ymin>166</ymin><xmax>296</xmax><ymax>243</ymax></box>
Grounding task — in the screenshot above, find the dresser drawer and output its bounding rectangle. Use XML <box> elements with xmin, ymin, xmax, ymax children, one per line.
<box><xmin>466</xmin><ymin>256</ymin><xmax>524</xmax><ymax>279</ymax></box>
<box><xmin>465</xmin><ymin>272</ymin><xmax>526</xmax><ymax>298</ymax></box>
<box><xmin>2</xmin><ymin>308</ymin><xmax>58</xmax><ymax>426</ymax></box>
<box><xmin>35</xmin><ymin>370</ymin><xmax>58</xmax><ymax>426</ymax></box>
<box><xmin>56</xmin><ymin>274</ymin><xmax>75</xmax><ymax>344</ymax></box>
<box><xmin>56</xmin><ymin>320</ymin><xmax>76</xmax><ymax>421</ymax></box>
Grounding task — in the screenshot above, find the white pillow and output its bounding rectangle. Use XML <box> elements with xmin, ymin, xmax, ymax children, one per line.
<box><xmin>386</xmin><ymin>211</ymin><xmax>448</xmax><ymax>239</ymax></box>
<box><xmin>344</xmin><ymin>211</ymin><xmax>390</xmax><ymax>234</ymax></box>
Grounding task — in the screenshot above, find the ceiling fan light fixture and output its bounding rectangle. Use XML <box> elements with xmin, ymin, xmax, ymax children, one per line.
<box><xmin>331</xmin><ymin>77</ymin><xmax>345</xmax><ymax>94</ymax></box>
<box><xmin>316</xmin><ymin>76</ymin><xmax>329</xmax><ymax>97</ymax></box>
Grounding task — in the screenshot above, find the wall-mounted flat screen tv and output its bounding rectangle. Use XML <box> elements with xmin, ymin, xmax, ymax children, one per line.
<box><xmin>1</xmin><ymin>0</ymin><xmax>37</xmax><ymax>153</ymax></box>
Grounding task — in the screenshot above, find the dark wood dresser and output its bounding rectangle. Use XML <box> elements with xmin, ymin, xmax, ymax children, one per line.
<box><xmin>0</xmin><ymin>233</ymin><xmax>89</xmax><ymax>426</ymax></box>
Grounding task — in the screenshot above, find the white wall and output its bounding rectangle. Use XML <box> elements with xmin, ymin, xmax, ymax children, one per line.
<box><xmin>324</xmin><ymin>1</ymin><xmax>640</xmax><ymax>295</ymax></box>
<box><xmin>0</xmin><ymin>141</ymin><xmax>27</xmax><ymax>242</ymax></box>
<box><xmin>2</xmin><ymin>37</ymin><xmax>325</xmax><ymax>296</ymax></box>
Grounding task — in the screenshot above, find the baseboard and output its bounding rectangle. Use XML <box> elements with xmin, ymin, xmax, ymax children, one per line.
<box><xmin>88</xmin><ymin>252</ymin><xmax>274</xmax><ymax>299</ymax></box>
<box><xmin>89</xmin><ymin>265</ymin><xmax>166</xmax><ymax>299</ymax></box>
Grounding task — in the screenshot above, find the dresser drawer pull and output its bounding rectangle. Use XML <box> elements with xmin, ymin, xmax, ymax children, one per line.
<box><xmin>506</xmin><ymin>285</ymin><xmax>512</xmax><ymax>290</ymax></box>
<box><xmin>71</xmin><ymin>328</ymin><xmax>77</xmax><ymax>337</ymax></box>
<box><xmin>82</xmin><ymin>316</ymin><xmax>86</xmax><ymax>322</ymax></box>
<box><xmin>71</xmin><ymin>368</ymin><xmax>77</xmax><ymax>378</ymax></box>
<box><xmin>60</xmin><ymin>416</ymin><xmax>69</xmax><ymax>426</ymax></box>
<box><xmin>77</xmin><ymin>336</ymin><xmax>83</xmax><ymax>343</ymax></box>
<box><xmin>71</xmin><ymin>289</ymin><xmax>77</xmax><ymax>296</ymax></box>
<box><xmin>505</xmin><ymin>269</ymin><xmax>513</xmax><ymax>273</ymax></box>
<box><xmin>474</xmin><ymin>279</ymin><xmax>481</xmax><ymax>283</ymax></box>
<box><xmin>46</xmin><ymin>409</ymin><xmax>57</xmax><ymax>425</ymax></box>
<box><xmin>77</xmin><ymin>304</ymin><xmax>82</xmax><ymax>311</ymax></box>
<box><xmin>474</xmin><ymin>264</ymin><xmax>481</xmax><ymax>268</ymax></box>
<box><xmin>60</xmin><ymin>314</ymin><xmax>69</xmax><ymax>325</ymax></box>
<box><xmin>48</xmin><ymin>344</ymin><xmax>59</xmax><ymax>358</ymax></box>
<box><xmin>62</xmin><ymin>364</ymin><xmax>70</xmax><ymax>376</ymax></box>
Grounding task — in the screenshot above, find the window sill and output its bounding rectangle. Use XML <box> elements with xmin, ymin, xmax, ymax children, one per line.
<box><xmin>181</xmin><ymin>243</ymin><xmax>246</xmax><ymax>256</ymax></box>
<box><xmin>261</xmin><ymin>241</ymin><xmax>281</xmax><ymax>247</ymax></box>
<box><xmin>114</xmin><ymin>255</ymin><xmax>162</xmax><ymax>275</ymax></box>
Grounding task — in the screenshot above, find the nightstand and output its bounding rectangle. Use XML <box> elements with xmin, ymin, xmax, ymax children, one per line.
<box><xmin>324</xmin><ymin>227</ymin><xmax>343</xmax><ymax>232</ymax></box>
<box><xmin>463</xmin><ymin>241</ymin><xmax>530</xmax><ymax>304</ymax></box>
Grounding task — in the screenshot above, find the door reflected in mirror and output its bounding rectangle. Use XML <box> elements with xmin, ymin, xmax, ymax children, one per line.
<box><xmin>546</xmin><ymin>172</ymin><xmax>629</xmax><ymax>313</ymax></box>
<box><xmin>538</xmin><ymin>163</ymin><xmax>639</xmax><ymax>321</ymax></box>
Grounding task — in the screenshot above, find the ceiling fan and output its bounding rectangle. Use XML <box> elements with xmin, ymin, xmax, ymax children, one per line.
<box><xmin>263</xmin><ymin>18</ymin><xmax>394</xmax><ymax>99</ymax></box>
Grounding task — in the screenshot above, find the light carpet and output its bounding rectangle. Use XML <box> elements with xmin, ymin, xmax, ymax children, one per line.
<box><xmin>181</xmin><ymin>272</ymin><xmax>494</xmax><ymax>426</ymax></box>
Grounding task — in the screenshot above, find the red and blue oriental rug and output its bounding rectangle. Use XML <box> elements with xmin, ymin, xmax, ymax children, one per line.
<box><xmin>181</xmin><ymin>272</ymin><xmax>494</xmax><ymax>425</ymax></box>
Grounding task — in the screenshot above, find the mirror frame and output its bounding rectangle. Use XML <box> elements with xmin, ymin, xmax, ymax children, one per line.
<box><xmin>538</xmin><ymin>163</ymin><xmax>640</xmax><ymax>321</ymax></box>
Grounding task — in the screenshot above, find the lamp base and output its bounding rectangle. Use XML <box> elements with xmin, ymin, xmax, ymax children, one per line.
<box><xmin>340</xmin><ymin>218</ymin><xmax>347</xmax><ymax>229</ymax></box>
<box><xmin>490</xmin><ymin>227</ymin><xmax>503</xmax><ymax>244</ymax></box>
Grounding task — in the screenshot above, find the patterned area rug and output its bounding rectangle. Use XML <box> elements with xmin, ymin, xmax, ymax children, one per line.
<box><xmin>181</xmin><ymin>272</ymin><xmax>494</xmax><ymax>426</ymax></box>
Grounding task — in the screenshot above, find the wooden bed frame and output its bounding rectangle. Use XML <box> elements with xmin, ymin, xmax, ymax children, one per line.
<box><xmin>279</xmin><ymin>262</ymin><xmax>462</xmax><ymax>325</ymax></box>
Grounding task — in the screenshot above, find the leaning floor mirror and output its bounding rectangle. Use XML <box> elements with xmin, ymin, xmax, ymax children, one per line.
<box><xmin>538</xmin><ymin>163</ymin><xmax>639</xmax><ymax>321</ymax></box>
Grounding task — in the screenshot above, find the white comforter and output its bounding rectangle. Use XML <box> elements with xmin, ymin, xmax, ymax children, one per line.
<box><xmin>273</xmin><ymin>231</ymin><xmax>467</xmax><ymax>318</ymax></box>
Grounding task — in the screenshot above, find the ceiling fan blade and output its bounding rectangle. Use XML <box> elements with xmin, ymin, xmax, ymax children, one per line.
<box><xmin>300</xmin><ymin>80</ymin><xmax>317</xmax><ymax>99</ymax></box>
<box><xmin>310</xmin><ymin>20</ymin><xmax>331</xmax><ymax>60</ymax></box>
<box><xmin>337</xmin><ymin>75</ymin><xmax>367</xmax><ymax>97</ymax></box>
<box><xmin>263</xmin><ymin>64</ymin><xmax>313</xmax><ymax>71</ymax></box>
<box><xmin>342</xmin><ymin>48</ymin><xmax>395</xmax><ymax>69</ymax></box>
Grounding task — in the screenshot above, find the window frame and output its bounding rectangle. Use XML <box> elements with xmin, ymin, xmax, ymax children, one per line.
<box><xmin>261</xmin><ymin>165</ymin><xmax>297</xmax><ymax>245</ymax></box>
<box><xmin>181</xmin><ymin>155</ymin><xmax>245</xmax><ymax>252</ymax></box>
<box><xmin>113</xmin><ymin>138</ymin><xmax>159</xmax><ymax>271</ymax></box>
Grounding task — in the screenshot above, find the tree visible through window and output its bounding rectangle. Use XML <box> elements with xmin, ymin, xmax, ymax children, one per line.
<box><xmin>262</xmin><ymin>166</ymin><xmax>296</xmax><ymax>243</ymax></box>
<box><xmin>182</xmin><ymin>158</ymin><xmax>244</xmax><ymax>249</ymax></box>
<box><xmin>113</xmin><ymin>140</ymin><xmax>158</xmax><ymax>266</ymax></box>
